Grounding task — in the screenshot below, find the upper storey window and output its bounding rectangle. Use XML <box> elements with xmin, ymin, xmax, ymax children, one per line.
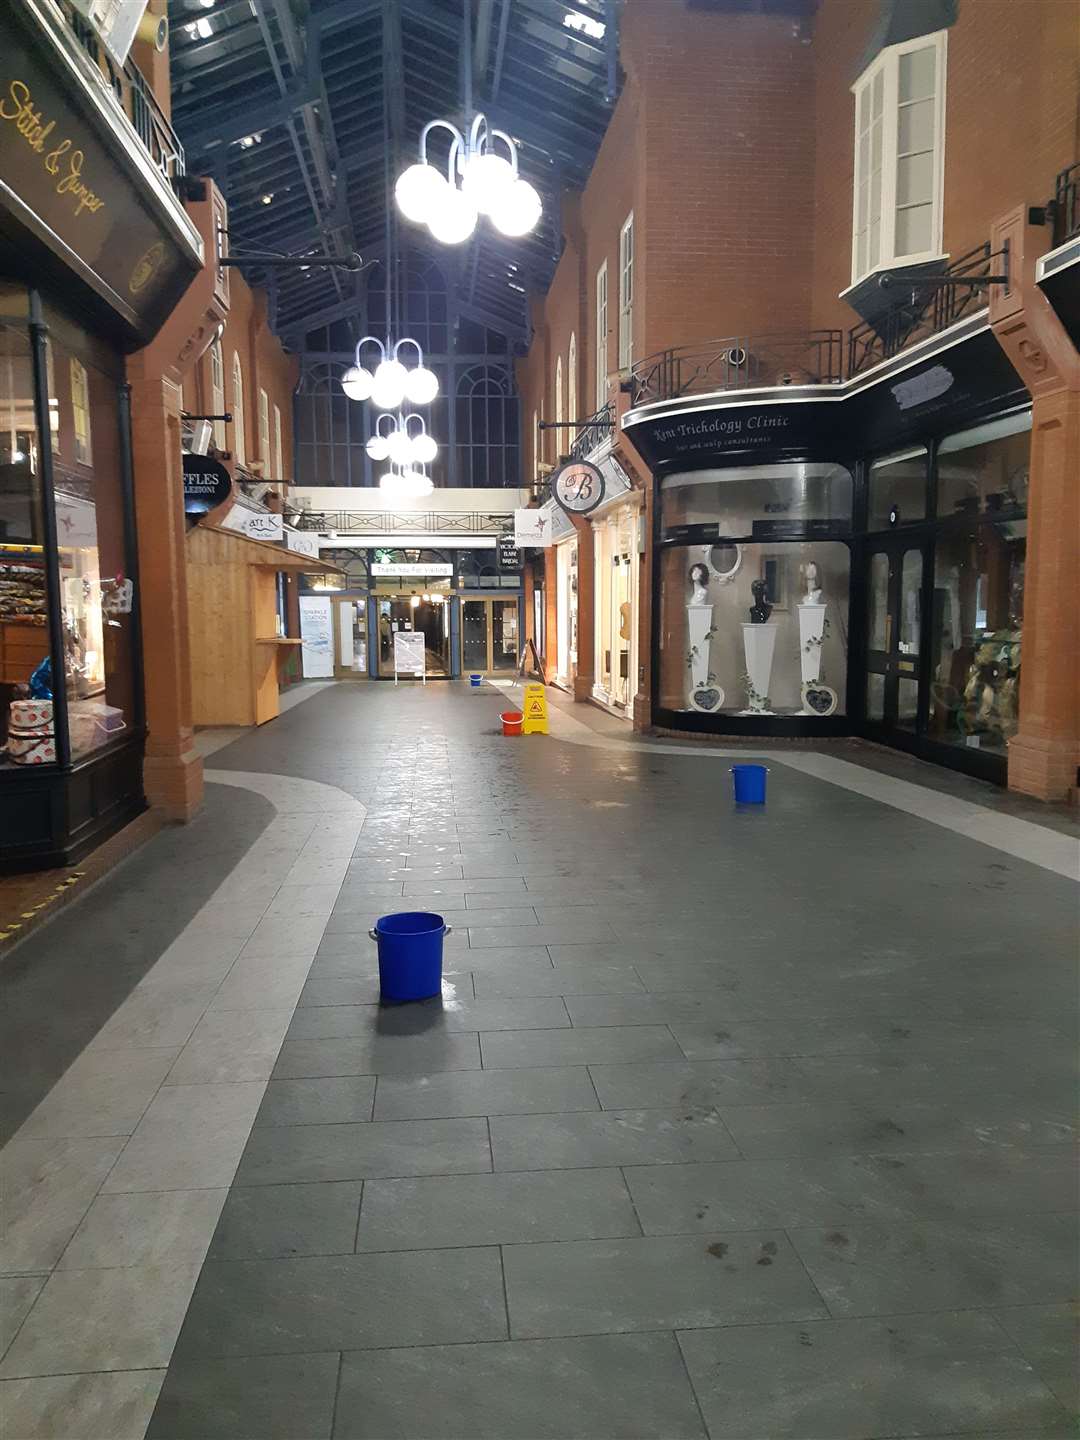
<box><xmin>851</xmin><ymin>31</ymin><xmax>947</xmax><ymax>283</ymax></box>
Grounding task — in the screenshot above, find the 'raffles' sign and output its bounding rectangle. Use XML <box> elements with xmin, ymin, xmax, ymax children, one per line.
<box><xmin>182</xmin><ymin>454</ymin><xmax>232</xmax><ymax>515</ymax></box>
<box><xmin>0</xmin><ymin>6</ymin><xmax>199</xmax><ymax>339</ymax></box>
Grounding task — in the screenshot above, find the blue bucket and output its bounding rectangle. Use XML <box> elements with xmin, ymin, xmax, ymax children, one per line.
<box><xmin>369</xmin><ymin>912</ymin><xmax>448</xmax><ymax>1003</ymax></box>
<box><xmin>731</xmin><ymin>763</ymin><xmax>768</xmax><ymax>804</ymax></box>
<box><xmin>469</xmin><ymin>673</ymin><xmax>482</xmax><ymax>687</ymax></box>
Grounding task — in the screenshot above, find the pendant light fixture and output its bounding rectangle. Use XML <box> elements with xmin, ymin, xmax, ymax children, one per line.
<box><xmin>396</xmin><ymin>114</ymin><xmax>542</xmax><ymax>244</ymax></box>
<box><xmin>341</xmin><ymin>337</ymin><xmax>438</xmax><ymax>409</ymax></box>
<box><xmin>366</xmin><ymin>412</ymin><xmax>438</xmax><ymax>467</ymax></box>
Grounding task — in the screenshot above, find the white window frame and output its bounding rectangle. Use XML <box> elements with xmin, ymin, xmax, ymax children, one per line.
<box><xmin>209</xmin><ymin>338</ymin><xmax>225</xmax><ymax>449</ymax></box>
<box><xmin>850</xmin><ymin>29</ymin><xmax>947</xmax><ymax>286</ymax></box>
<box><xmin>567</xmin><ymin>333</ymin><xmax>577</xmax><ymax>424</ymax></box>
<box><xmin>532</xmin><ymin>408</ymin><xmax>539</xmax><ymax>473</ymax></box>
<box><xmin>70</xmin><ymin>358</ymin><xmax>92</xmax><ymax>466</ymax></box>
<box><xmin>273</xmin><ymin>402</ymin><xmax>284</xmax><ymax>479</ymax></box>
<box><xmin>258</xmin><ymin>386</ymin><xmax>271</xmax><ymax>467</ymax></box>
<box><xmin>554</xmin><ymin>356</ymin><xmax>564</xmax><ymax>457</ymax></box>
<box><xmin>231</xmin><ymin>352</ymin><xmax>246</xmax><ymax>467</ymax></box>
<box><xmin>594</xmin><ymin>259</ymin><xmax>608</xmax><ymax>411</ymax></box>
<box><xmin>618</xmin><ymin>212</ymin><xmax>634</xmax><ymax>369</ymax></box>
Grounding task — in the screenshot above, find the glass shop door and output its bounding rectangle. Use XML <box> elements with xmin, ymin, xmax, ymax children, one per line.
<box><xmin>865</xmin><ymin>540</ymin><xmax>928</xmax><ymax>735</ymax></box>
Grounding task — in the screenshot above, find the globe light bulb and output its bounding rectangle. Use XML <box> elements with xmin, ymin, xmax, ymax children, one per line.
<box><xmin>365</xmin><ymin>434</ymin><xmax>390</xmax><ymax>461</ymax></box>
<box><xmin>490</xmin><ymin>178</ymin><xmax>542</xmax><ymax>237</ymax></box>
<box><xmin>403</xmin><ymin>364</ymin><xmax>439</xmax><ymax>405</ymax></box>
<box><xmin>461</xmin><ymin>151</ymin><xmax>515</xmax><ymax>216</ymax></box>
<box><xmin>387</xmin><ymin>428</ymin><xmax>414</xmax><ymax>465</ymax></box>
<box><xmin>341</xmin><ymin>365</ymin><xmax>374</xmax><ymax>401</ymax></box>
<box><xmin>399</xmin><ymin>468</ymin><xmax>434</xmax><ymax>497</ymax></box>
<box><xmin>395</xmin><ymin>163</ymin><xmax>447</xmax><ymax>224</ymax></box>
<box><xmin>427</xmin><ymin>187</ymin><xmax>478</xmax><ymax>245</ymax></box>
<box><xmin>411</xmin><ymin>432</ymin><xmax>437</xmax><ymax>465</ymax></box>
<box><xmin>373</xmin><ymin>358</ymin><xmax>407</xmax><ymax>400</ymax></box>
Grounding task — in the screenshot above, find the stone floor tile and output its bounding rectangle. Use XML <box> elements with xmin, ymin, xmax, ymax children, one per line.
<box><xmin>173</xmin><ymin>1248</ymin><xmax>506</xmax><ymax>1357</ymax></box>
<box><xmin>474</xmin><ymin>961</ymin><xmax>645</xmax><ymax>997</ymax></box>
<box><xmin>677</xmin><ymin>1310</ymin><xmax>1072</xmax><ymax>1439</ymax></box>
<box><xmin>208</xmin><ymin>1181</ymin><xmax>363</xmax><ymax>1259</ymax></box>
<box><xmin>503</xmin><ymin>1231</ymin><xmax>826</xmax><ymax>1338</ymax></box>
<box><xmin>234</xmin><ymin>1116</ymin><xmax>491</xmax><ymax>1184</ymax></box>
<box><xmin>357</xmin><ymin>1168</ymin><xmax>639</xmax><ymax>1250</ymax></box>
<box><xmin>239</xmin><ymin>915</ymin><xmax>328</xmax><ymax>957</ymax></box>
<box><xmin>89</xmin><ymin>993</ymin><xmax>213</xmax><ymax>1051</ymax></box>
<box><xmin>298</xmin><ymin>976</ymin><xmax>384</xmax><ymax>1007</ymax></box>
<box><xmin>0</xmin><ymin>1370</ymin><xmax>166</xmax><ymax>1440</ymax></box>
<box><xmin>272</xmin><ymin>1031</ymin><xmax>481</xmax><ymax>1078</ymax></box>
<box><xmin>1</xmin><ymin>1136</ymin><xmax>125</xmax><ymax>1272</ymax></box>
<box><xmin>207</xmin><ymin>955</ymin><xmax>314</xmax><ymax>1012</ymax></box>
<box><xmin>491</xmin><ymin>1108</ymin><xmax>739</xmax><ymax>1170</ymax></box>
<box><xmin>0</xmin><ymin>1262</ymin><xmax>202</xmax><ymax>1376</ymax></box>
<box><xmin>166</xmin><ymin>1008</ymin><xmax>293</xmax><ymax>1084</ymax></box>
<box><xmin>147</xmin><ymin>1351</ymin><xmax>339</xmax><ymax>1439</ymax></box>
<box><xmin>993</xmin><ymin>1304</ymin><xmax>1080</xmax><ymax>1415</ymax></box>
<box><xmin>287</xmin><ymin>996</ymin><xmax>568</xmax><ymax>1040</ymax></box>
<box><xmin>0</xmin><ymin>1276</ymin><xmax>45</xmax><ymax>1360</ymax></box>
<box><xmin>263</xmin><ymin>883</ymin><xmax>343</xmax><ymax>919</ymax></box>
<box><xmin>58</xmin><ymin>1188</ymin><xmax>227</xmax><ymax>1270</ymax></box>
<box><xmin>788</xmin><ymin>1214</ymin><xmax>1078</xmax><ymax>1316</ymax></box>
<box><xmin>469</xmin><ymin>920</ymin><xmax>617</xmax><ymax>948</ymax></box>
<box><xmin>566</xmin><ymin>992</ymin><xmax>742</xmax><ymax>1028</ymax></box>
<box><xmin>254</xmin><ymin>1076</ymin><xmax>376</xmax><ymax>1126</ymax></box>
<box><xmin>101</xmin><ymin>1082</ymin><xmax>265</xmax><ymax>1193</ymax></box>
<box><xmin>481</xmin><ymin>1025</ymin><xmax>683</xmax><ymax>1069</ymax></box>
<box><xmin>15</xmin><ymin>1047</ymin><xmax>178</xmax><ymax>1140</ymax></box>
<box><xmin>333</xmin><ymin>1333</ymin><xmax>707</xmax><ymax>1439</ymax></box>
<box><xmin>373</xmin><ymin>1065</ymin><xmax>598</xmax><ymax>1120</ymax></box>
<box><xmin>588</xmin><ymin>1057</ymin><xmax>807</xmax><ymax>1110</ymax></box>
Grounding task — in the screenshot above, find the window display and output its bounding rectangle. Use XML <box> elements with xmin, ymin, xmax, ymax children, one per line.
<box><xmin>936</xmin><ymin>413</ymin><xmax>1030</xmax><ymax>518</ymax></box>
<box><xmin>662</xmin><ymin>463</ymin><xmax>852</xmax><ymax>536</ymax></box>
<box><xmin>593</xmin><ymin>506</ymin><xmax>636</xmax><ymax>711</ymax></box>
<box><xmin>869</xmin><ymin>447</ymin><xmax>927</xmax><ymax>528</ymax></box>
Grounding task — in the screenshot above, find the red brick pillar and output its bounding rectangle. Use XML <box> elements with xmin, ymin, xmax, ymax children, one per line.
<box><xmin>991</xmin><ymin>207</ymin><xmax>1080</xmax><ymax>801</ymax></box>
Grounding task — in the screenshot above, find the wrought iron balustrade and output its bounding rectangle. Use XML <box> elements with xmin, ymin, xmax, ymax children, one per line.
<box><xmin>290</xmin><ymin>511</ymin><xmax>515</xmax><ymax>536</ymax></box>
<box><xmin>569</xmin><ymin>403</ymin><xmax>615</xmax><ymax>460</ymax></box>
<box><xmin>847</xmin><ymin>243</ymin><xmax>1003</xmax><ymax>376</ymax></box>
<box><xmin>56</xmin><ymin>1</ymin><xmax>186</xmax><ymax>185</ymax></box>
<box><xmin>629</xmin><ymin>332</ymin><xmax>844</xmax><ymax>406</ymax></box>
<box><xmin>1053</xmin><ymin>162</ymin><xmax>1079</xmax><ymax>246</ymax></box>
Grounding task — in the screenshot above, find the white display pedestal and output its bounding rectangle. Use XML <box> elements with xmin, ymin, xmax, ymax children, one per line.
<box><xmin>797</xmin><ymin>602</ymin><xmax>826</xmax><ymax>715</ymax></box>
<box><xmin>740</xmin><ymin>623</ymin><xmax>777</xmax><ymax>714</ymax></box>
<box><xmin>686</xmin><ymin>604</ymin><xmax>713</xmax><ymax>697</ymax></box>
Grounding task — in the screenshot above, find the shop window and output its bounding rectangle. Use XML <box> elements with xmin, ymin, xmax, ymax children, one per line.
<box><xmin>658</xmin><ymin>541</ymin><xmax>850</xmax><ymax>716</ymax></box>
<box><xmin>231</xmin><ymin>352</ymin><xmax>246</xmax><ymax>466</ymax></box>
<box><xmin>70</xmin><ymin>359</ymin><xmax>92</xmax><ymax>466</ymax></box>
<box><xmin>258</xmin><ymin>388</ymin><xmax>271</xmax><ymax>467</ymax></box>
<box><xmin>595</xmin><ymin>259</ymin><xmax>608</xmax><ymax>410</ymax></box>
<box><xmin>851</xmin><ymin>31</ymin><xmax>946</xmax><ymax>283</ymax></box>
<box><xmin>618</xmin><ymin>212</ymin><xmax>634</xmax><ymax>370</ymax></box>
<box><xmin>209</xmin><ymin>338</ymin><xmax>225</xmax><ymax>449</ymax></box>
<box><xmin>274</xmin><ymin>403</ymin><xmax>284</xmax><ymax>479</ymax></box>
<box><xmin>662</xmin><ymin>464</ymin><xmax>853</xmax><ymax>536</ymax></box>
<box><xmin>869</xmin><ymin>447</ymin><xmax>927</xmax><ymax>528</ymax></box>
<box><xmin>567</xmin><ymin>334</ymin><xmax>577</xmax><ymax>422</ymax></box>
<box><xmin>935</xmin><ymin>411</ymin><xmax>1031</xmax><ymax>518</ymax></box>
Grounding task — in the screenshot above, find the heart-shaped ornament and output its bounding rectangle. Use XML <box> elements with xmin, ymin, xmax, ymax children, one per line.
<box><xmin>802</xmin><ymin>683</ymin><xmax>838</xmax><ymax>716</ymax></box>
<box><xmin>691</xmin><ymin>685</ymin><xmax>724</xmax><ymax>713</ymax></box>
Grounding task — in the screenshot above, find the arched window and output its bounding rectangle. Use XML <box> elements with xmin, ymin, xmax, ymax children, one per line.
<box><xmin>567</xmin><ymin>334</ymin><xmax>577</xmax><ymax>428</ymax></box>
<box><xmin>455</xmin><ymin>365</ymin><xmax>520</xmax><ymax>488</ymax></box>
<box><xmin>555</xmin><ymin>356</ymin><xmax>564</xmax><ymax>462</ymax></box>
<box><xmin>231</xmin><ymin>352</ymin><xmax>246</xmax><ymax>466</ymax></box>
<box><xmin>366</xmin><ymin>254</ymin><xmax>448</xmax><ymax>353</ymax></box>
<box><xmin>209</xmin><ymin>338</ymin><xmax>225</xmax><ymax>449</ymax></box>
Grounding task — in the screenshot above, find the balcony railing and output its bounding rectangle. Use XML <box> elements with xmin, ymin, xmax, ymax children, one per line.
<box><xmin>569</xmin><ymin>403</ymin><xmax>615</xmax><ymax>460</ymax></box>
<box><xmin>630</xmin><ymin>332</ymin><xmax>844</xmax><ymax>407</ymax></box>
<box><xmin>290</xmin><ymin>511</ymin><xmax>515</xmax><ymax>536</ymax></box>
<box><xmin>56</xmin><ymin>0</ymin><xmax>186</xmax><ymax>185</ymax></box>
<box><xmin>1053</xmin><ymin>162</ymin><xmax>1080</xmax><ymax>246</ymax></box>
<box><xmin>847</xmin><ymin>243</ymin><xmax>1004</xmax><ymax>377</ymax></box>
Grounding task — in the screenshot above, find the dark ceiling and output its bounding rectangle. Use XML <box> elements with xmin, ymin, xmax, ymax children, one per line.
<box><xmin>167</xmin><ymin>0</ymin><xmax>619</xmax><ymax>345</ymax></box>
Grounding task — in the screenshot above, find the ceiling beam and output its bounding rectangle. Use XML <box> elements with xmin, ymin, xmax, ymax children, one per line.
<box><xmin>174</xmin><ymin>82</ymin><xmax>322</xmax><ymax>156</ymax></box>
<box><xmin>491</xmin><ymin>0</ymin><xmax>512</xmax><ymax>100</ymax></box>
<box><xmin>474</xmin><ymin>0</ymin><xmax>496</xmax><ymax>94</ymax></box>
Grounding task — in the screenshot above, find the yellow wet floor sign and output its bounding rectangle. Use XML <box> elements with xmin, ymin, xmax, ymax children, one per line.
<box><xmin>521</xmin><ymin>683</ymin><xmax>549</xmax><ymax>734</ymax></box>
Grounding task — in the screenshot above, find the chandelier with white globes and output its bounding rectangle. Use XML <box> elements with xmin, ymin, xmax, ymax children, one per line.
<box><xmin>365</xmin><ymin>413</ymin><xmax>436</xmax><ymax>498</ymax></box>
<box><xmin>339</xmin><ymin>336</ymin><xmax>439</xmax><ymax>409</ymax></box>
<box><xmin>395</xmin><ymin>114</ymin><xmax>542</xmax><ymax>246</ymax></box>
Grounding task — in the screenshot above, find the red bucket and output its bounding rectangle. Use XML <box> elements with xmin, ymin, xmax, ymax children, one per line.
<box><xmin>500</xmin><ymin>710</ymin><xmax>523</xmax><ymax>736</ymax></box>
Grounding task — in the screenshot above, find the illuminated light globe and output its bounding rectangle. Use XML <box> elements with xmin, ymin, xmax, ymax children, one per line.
<box><xmin>398</xmin><ymin>468</ymin><xmax>434</xmax><ymax>498</ymax></box>
<box><xmin>461</xmin><ymin>151</ymin><xmax>515</xmax><ymax>216</ymax></box>
<box><xmin>490</xmin><ymin>178</ymin><xmax>542</xmax><ymax>237</ymax></box>
<box><xmin>395</xmin><ymin>162</ymin><xmax>447</xmax><ymax>223</ymax></box>
<box><xmin>387</xmin><ymin>428</ymin><xmax>414</xmax><ymax>465</ymax></box>
<box><xmin>365</xmin><ymin>433</ymin><xmax>390</xmax><ymax>461</ymax></box>
<box><xmin>428</xmin><ymin>187</ymin><xmax>478</xmax><ymax>245</ymax></box>
<box><xmin>411</xmin><ymin>432</ymin><xmax>437</xmax><ymax>464</ymax></box>
<box><xmin>340</xmin><ymin>364</ymin><xmax>374</xmax><ymax>401</ymax></box>
<box><xmin>373</xmin><ymin>358</ymin><xmax>408</xmax><ymax>403</ymax></box>
<box><xmin>403</xmin><ymin>364</ymin><xmax>439</xmax><ymax>405</ymax></box>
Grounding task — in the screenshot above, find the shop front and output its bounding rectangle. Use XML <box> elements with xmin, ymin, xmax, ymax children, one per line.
<box><xmin>627</xmin><ymin>320</ymin><xmax>1036</xmax><ymax>784</ymax></box>
<box><xmin>0</xmin><ymin>1</ymin><xmax>201</xmax><ymax>866</ymax></box>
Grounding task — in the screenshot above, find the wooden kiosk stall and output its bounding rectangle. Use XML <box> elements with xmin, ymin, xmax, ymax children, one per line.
<box><xmin>186</xmin><ymin>524</ymin><xmax>342</xmax><ymax>727</ymax></box>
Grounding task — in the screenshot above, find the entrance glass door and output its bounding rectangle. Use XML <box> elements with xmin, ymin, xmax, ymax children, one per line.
<box><xmin>462</xmin><ymin>598</ymin><xmax>519</xmax><ymax>673</ymax></box>
<box><xmin>865</xmin><ymin>541</ymin><xmax>927</xmax><ymax>731</ymax></box>
<box><xmin>334</xmin><ymin>599</ymin><xmax>367</xmax><ymax>678</ymax></box>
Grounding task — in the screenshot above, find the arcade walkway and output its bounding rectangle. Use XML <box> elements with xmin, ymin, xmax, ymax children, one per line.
<box><xmin>1</xmin><ymin>682</ymin><xmax>1077</xmax><ymax>1439</ymax></box>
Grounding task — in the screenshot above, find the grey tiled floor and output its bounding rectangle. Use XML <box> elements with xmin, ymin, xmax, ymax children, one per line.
<box><xmin>4</xmin><ymin>681</ymin><xmax>1079</xmax><ymax>1439</ymax></box>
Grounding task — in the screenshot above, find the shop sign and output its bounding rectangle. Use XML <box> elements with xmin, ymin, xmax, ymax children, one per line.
<box><xmin>393</xmin><ymin>630</ymin><xmax>426</xmax><ymax>679</ymax></box>
<box><xmin>222</xmin><ymin>507</ymin><xmax>284</xmax><ymax>542</ymax></box>
<box><xmin>521</xmin><ymin>683</ymin><xmax>549</xmax><ymax>735</ymax></box>
<box><xmin>283</xmin><ymin>525</ymin><xmax>319</xmax><ymax>558</ymax></box>
<box><xmin>513</xmin><ymin>508</ymin><xmax>549</xmax><ymax>546</ymax></box>
<box><xmin>497</xmin><ymin>532</ymin><xmax>520</xmax><ymax>571</ymax></box>
<box><xmin>551</xmin><ymin>459</ymin><xmax>606</xmax><ymax>516</ymax></box>
<box><xmin>0</xmin><ymin>7</ymin><xmax>200</xmax><ymax>339</ymax></box>
<box><xmin>182</xmin><ymin>454</ymin><xmax>232</xmax><ymax>515</ymax></box>
<box><xmin>371</xmin><ymin>561</ymin><xmax>453</xmax><ymax>577</ymax></box>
